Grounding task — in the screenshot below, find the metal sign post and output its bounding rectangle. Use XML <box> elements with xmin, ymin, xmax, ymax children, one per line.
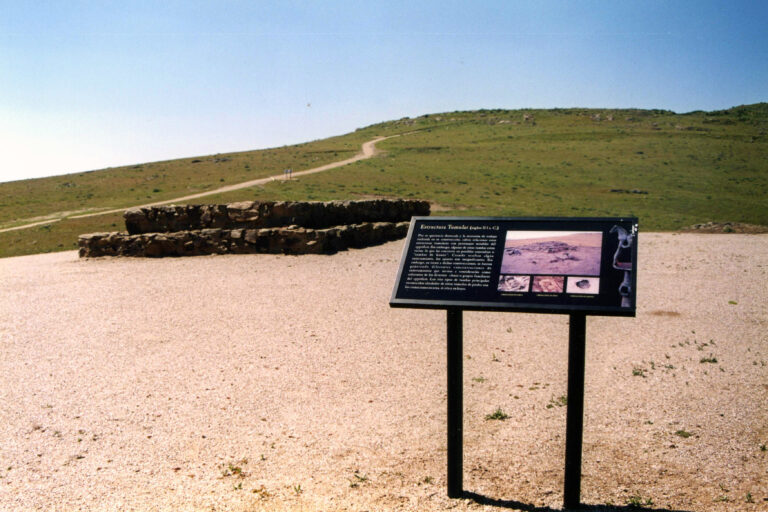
<box><xmin>443</xmin><ymin>310</ymin><xmax>588</xmax><ymax>508</ymax></box>
<box><xmin>564</xmin><ymin>313</ymin><xmax>587</xmax><ymax>509</ymax></box>
<box><xmin>446</xmin><ymin>308</ymin><xmax>463</xmax><ymax>498</ymax></box>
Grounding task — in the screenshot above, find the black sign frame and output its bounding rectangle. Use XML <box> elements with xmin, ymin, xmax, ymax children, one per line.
<box><xmin>390</xmin><ymin>216</ymin><xmax>637</xmax><ymax>317</ymax></box>
<box><xmin>389</xmin><ymin>216</ymin><xmax>639</xmax><ymax>508</ymax></box>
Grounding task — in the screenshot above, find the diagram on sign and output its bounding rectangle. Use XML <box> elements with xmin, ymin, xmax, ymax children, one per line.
<box><xmin>609</xmin><ymin>225</ymin><xmax>635</xmax><ymax>307</ymax></box>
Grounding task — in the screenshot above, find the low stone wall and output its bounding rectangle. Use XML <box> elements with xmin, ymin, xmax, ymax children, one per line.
<box><xmin>124</xmin><ymin>199</ymin><xmax>429</xmax><ymax>234</ymax></box>
<box><xmin>79</xmin><ymin>222</ymin><xmax>410</xmax><ymax>257</ymax></box>
<box><xmin>79</xmin><ymin>199</ymin><xmax>428</xmax><ymax>258</ymax></box>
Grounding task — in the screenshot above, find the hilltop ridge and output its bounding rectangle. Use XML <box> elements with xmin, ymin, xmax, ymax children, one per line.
<box><xmin>0</xmin><ymin>103</ymin><xmax>766</xmax><ymax>257</ymax></box>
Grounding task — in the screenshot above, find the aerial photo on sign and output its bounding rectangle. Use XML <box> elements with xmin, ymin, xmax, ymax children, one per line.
<box><xmin>500</xmin><ymin>231</ymin><xmax>603</xmax><ymax>276</ymax></box>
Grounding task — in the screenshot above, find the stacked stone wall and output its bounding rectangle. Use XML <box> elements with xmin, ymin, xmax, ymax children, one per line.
<box><xmin>124</xmin><ymin>199</ymin><xmax>428</xmax><ymax>234</ymax></box>
<box><xmin>79</xmin><ymin>199</ymin><xmax>428</xmax><ymax>258</ymax></box>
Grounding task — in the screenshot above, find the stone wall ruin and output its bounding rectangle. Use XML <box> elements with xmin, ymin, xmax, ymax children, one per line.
<box><xmin>78</xmin><ymin>199</ymin><xmax>429</xmax><ymax>258</ymax></box>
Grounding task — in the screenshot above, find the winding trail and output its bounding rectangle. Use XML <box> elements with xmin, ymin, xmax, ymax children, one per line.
<box><xmin>0</xmin><ymin>135</ymin><xmax>395</xmax><ymax>233</ymax></box>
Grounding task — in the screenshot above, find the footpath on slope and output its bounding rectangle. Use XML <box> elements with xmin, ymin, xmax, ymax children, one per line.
<box><xmin>0</xmin><ymin>135</ymin><xmax>395</xmax><ymax>234</ymax></box>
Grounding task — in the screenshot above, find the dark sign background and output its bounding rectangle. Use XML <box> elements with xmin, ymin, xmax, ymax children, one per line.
<box><xmin>390</xmin><ymin>217</ymin><xmax>638</xmax><ymax>316</ymax></box>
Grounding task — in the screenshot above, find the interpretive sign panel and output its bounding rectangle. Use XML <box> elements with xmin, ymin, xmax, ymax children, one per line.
<box><xmin>390</xmin><ymin>217</ymin><xmax>637</xmax><ymax>316</ymax></box>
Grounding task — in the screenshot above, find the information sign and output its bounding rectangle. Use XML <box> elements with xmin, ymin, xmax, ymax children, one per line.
<box><xmin>390</xmin><ymin>217</ymin><xmax>637</xmax><ymax>316</ymax></box>
<box><xmin>390</xmin><ymin>216</ymin><xmax>638</xmax><ymax>507</ymax></box>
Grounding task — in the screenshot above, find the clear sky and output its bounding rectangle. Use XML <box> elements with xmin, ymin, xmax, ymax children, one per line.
<box><xmin>1</xmin><ymin>1</ymin><xmax>766</xmax><ymax>183</ymax></box>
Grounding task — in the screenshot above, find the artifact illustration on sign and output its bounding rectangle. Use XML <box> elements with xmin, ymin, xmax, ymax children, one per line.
<box><xmin>565</xmin><ymin>277</ymin><xmax>600</xmax><ymax>295</ymax></box>
<box><xmin>531</xmin><ymin>275</ymin><xmax>565</xmax><ymax>293</ymax></box>
<box><xmin>497</xmin><ymin>274</ymin><xmax>530</xmax><ymax>292</ymax></box>
<box><xmin>610</xmin><ymin>225</ymin><xmax>636</xmax><ymax>308</ymax></box>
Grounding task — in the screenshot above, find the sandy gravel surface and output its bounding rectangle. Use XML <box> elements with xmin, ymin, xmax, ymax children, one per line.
<box><xmin>0</xmin><ymin>234</ymin><xmax>766</xmax><ymax>511</ymax></box>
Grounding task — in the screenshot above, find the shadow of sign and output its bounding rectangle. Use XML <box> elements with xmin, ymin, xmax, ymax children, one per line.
<box><xmin>463</xmin><ymin>491</ymin><xmax>695</xmax><ymax>512</ymax></box>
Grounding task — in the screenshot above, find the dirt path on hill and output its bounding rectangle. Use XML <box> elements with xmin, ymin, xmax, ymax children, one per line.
<box><xmin>0</xmin><ymin>135</ymin><xmax>394</xmax><ymax>234</ymax></box>
<box><xmin>1</xmin><ymin>233</ymin><xmax>766</xmax><ymax>511</ymax></box>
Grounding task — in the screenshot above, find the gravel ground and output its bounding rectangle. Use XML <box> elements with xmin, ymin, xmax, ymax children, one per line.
<box><xmin>0</xmin><ymin>233</ymin><xmax>766</xmax><ymax>511</ymax></box>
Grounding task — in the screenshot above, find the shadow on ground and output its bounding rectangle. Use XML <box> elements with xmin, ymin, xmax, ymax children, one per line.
<box><xmin>463</xmin><ymin>491</ymin><xmax>693</xmax><ymax>512</ymax></box>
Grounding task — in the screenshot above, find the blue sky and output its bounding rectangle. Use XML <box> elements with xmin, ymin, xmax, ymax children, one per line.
<box><xmin>1</xmin><ymin>1</ymin><xmax>766</xmax><ymax>183</ymax></box>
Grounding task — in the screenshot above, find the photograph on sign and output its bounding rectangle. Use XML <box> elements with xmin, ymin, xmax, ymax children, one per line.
<box><xmin>500</xmin><ymin>231</ymin><xmax>602</xmax><ymax>276</ymax></box>
<box><xmin>531</xmin><ymin>275</ymin><xmax>565</xmax><ymax>293</ymax></box>
<box><xmin>390</xmin><ymin>217</ymin><xmax>637</xmax><ymax>316</ymax></box>
<box><xmin>566</xmin><ymin>277</ymin><xmax>600</xmax><ymax>295</ymax></box>
<box><xmin>497</xmin><ymin>275</ymin><xmax>530</xmax><ymax>292</ymax></box>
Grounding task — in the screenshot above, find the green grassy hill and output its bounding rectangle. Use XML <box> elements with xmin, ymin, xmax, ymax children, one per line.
<box><xmin>1</xmin><ymin>104</ymin><xmax>766</xmax><ymax>258</ymax></box>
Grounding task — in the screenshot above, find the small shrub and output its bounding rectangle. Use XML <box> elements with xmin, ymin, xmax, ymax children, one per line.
<box><xmin>221</xmin><ymin>458</ymin><xmax>248</xmax><ymax>477</ymax></box>
<box><xmin>251</xmin><ymin>485</ymin><xmax>270</xmax><ymax>498</ymax></box>
<box><xmin>546</xmin><ymin>395</ymin><xmax>568</xmax><ymax>409</ymax></box>
<box><xmin>626</xmin><ymin>494</ymin><xmax>653</xmax><ymax>507</ymax></box>
<box><xmin>485</xmin><ymin>408</ymin><xmax>509</xmax><ymax>421</ymax></box>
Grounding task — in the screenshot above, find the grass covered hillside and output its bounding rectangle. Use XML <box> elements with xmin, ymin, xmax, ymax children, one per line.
<box><xmin>1</xmin><ymin>104</ymin><xmax>766</xmax><ymax>258</ymax></box>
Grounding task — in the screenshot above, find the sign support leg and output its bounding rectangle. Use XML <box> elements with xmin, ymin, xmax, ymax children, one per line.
<box><xmin>446</xmin><ymin>308</ymin><xmax>463</xmax><ymax>498</ymax></box>
<box><xmin>564</xmin><ymin>313</ymin><xmax>586</xmax><ymax>509</ymax></box>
